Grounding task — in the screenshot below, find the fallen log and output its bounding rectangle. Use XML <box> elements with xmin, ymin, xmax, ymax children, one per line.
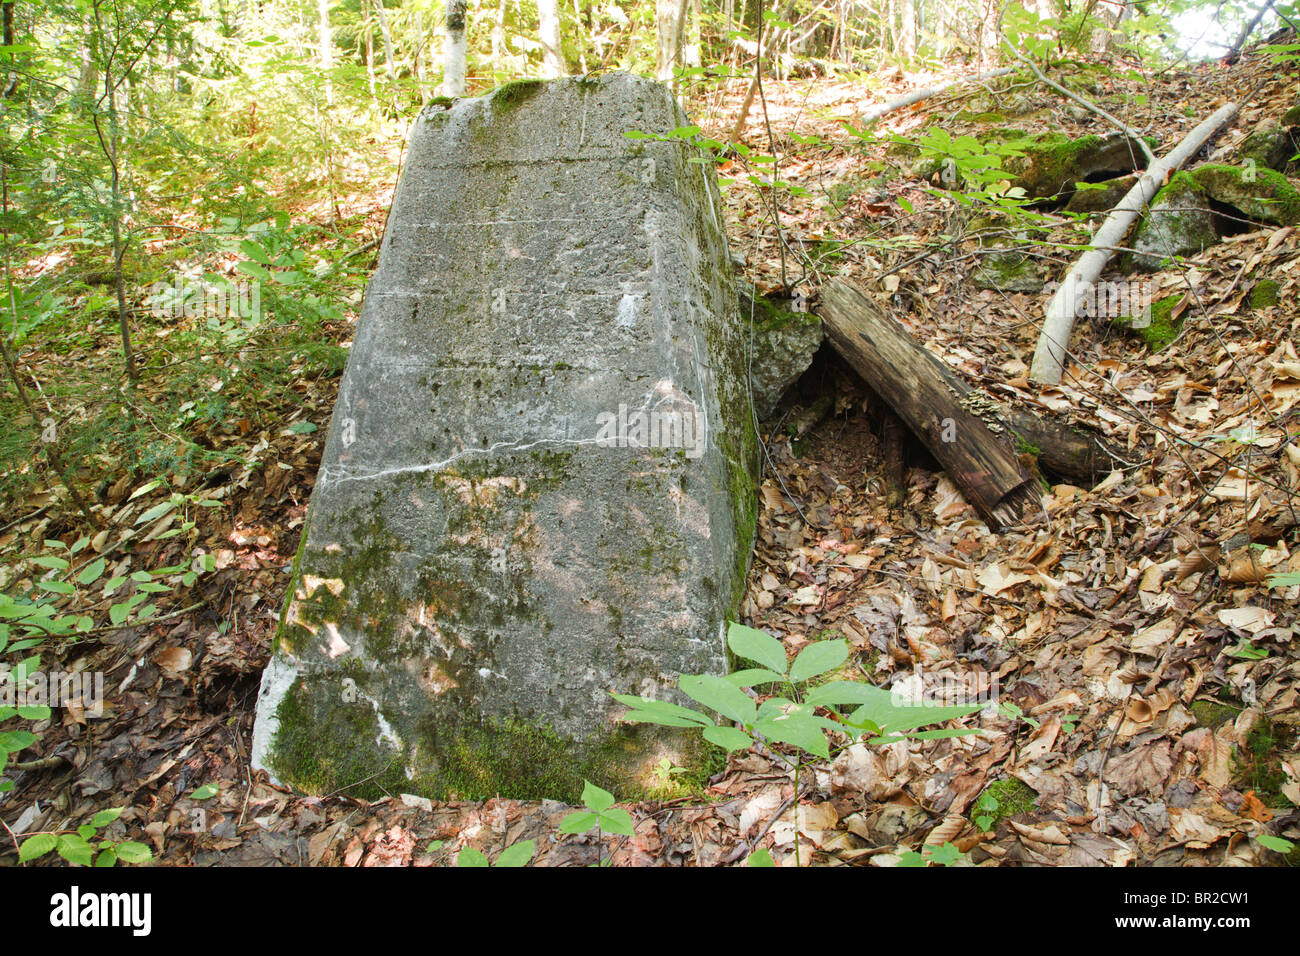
<box><xmin>998</xmin><ymin>405</ymin><xmax>1117</xmax><ymax>484</ymax></box>
<box><xmin>1029</xmin><ymin>101</ymin><xmax>1240</xmax><ymax>384</ymax></box>
<box><xmin>821</xmin><ymin>279</ymin><xmax>1042</xmax><ymax>530</ymax></box>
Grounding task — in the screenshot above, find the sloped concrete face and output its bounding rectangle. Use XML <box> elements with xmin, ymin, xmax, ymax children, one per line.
<box><xmin>251</xmin><ymin>75</ymin><xmax>758</xmax><ymax>801</ymax></box>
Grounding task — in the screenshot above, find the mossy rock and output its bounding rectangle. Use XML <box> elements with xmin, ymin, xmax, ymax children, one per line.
<box><xmin>953</xmin><ymin>110</ymin><xmax>1008</xmax><ymax>123</ymax></box>
<box><xmin>1132</xmin><ymin>164</ymin><xmax>1300</xmax><ymax>270</ymax></box>
<box><xmin>973</xmin><ymin>249</ymin><xmax>1044</xmax><ymax>292</ymax></box>
<box><xmin>1128</xmin><ymin>171</ymin><xmax>1219</xmax><ymax>271</ymax></box>
<box><xmin>1005</xmin><ymin>131</ymin><xmax>1153</xmax><ymax>199</ymax></box>
<box><xmin>967</xmin><ymin>213</ymin><xmax>1045</xmax><ymax>292</ymax></box>
<box><xmin>738</xmin><ymin>283</ymin><xmax>823</xmax><ymax>418</ymax></box>
<box><xmin>1190</xmin><ymin>163</ymin><xmax>1300</xmax><ymax>226</ymax></box>
<box><xmin>1064</xmin><ymin>174</ymin><xmax>1136</xmax><ymax>214</ymax></box>
<box><xmin>1283</xmin><ymin>101</ymin><xmax>1300</xmax><ymax>128</ymax></box>
<box><xmin>1239</xmin><ymin>127</ymin><xmax>1298</xmax><ymax>172</ymax></box>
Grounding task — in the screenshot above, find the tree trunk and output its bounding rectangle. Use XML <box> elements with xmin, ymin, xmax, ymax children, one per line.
<box><xmin>492</xmin><ymin>0</ymin><xmax>507</xmax><ymax>61</ymax></box>
<box><xmin>857</xmin><ymin>66</ymin><xmax>1011</xmax><ymax>125</ymax></box>
<box><xmin>820</xmin><ymin>279</ymin><xmax>1042</xmax><ymax>529</ymax></box>
<box><xmin>538</xmin><ymin>0</ymin><xmax>564</xmax><ymax>77</ymax></box>
<box><xmin>373</xmin><ymin>0</ymin><xmax>396</xmax><ymax>79</ymax></box>
<box><xmin>656</xmin><ymin>0</ymin><xmax>688</xmax><ymax>82</ymax></box>
<box><xmin>318</xmin><ymin>0</ymin><xmax>333</xmax><ymax>106</ymax></box>
<box><xmin>444</xmin><ymin>0</ymin><xmax>468</xmax><ymax>96</ymax></box>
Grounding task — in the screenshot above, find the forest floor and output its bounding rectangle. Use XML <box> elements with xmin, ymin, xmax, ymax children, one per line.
<box><xmin>3</xmin><ymin>46</ymin><xmax>1299</xmax><ymax>866</ymax></box>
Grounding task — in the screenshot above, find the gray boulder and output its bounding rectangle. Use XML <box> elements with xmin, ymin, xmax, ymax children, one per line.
<box><xmin>252</xmin><ymin>75</ymin><xmax>759</xmax><ymax>801</ymax></box>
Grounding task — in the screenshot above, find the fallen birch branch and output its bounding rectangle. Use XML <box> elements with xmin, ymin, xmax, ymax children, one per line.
<box><xmin>1029</xmin><ymin>101</ymin><xmax>1240</xmax><ymax>385</ymax></box>
<box><xmin>856</xmin><ymin>67</ymin><xmax>1013</xmax><ymax>125</ymax></box>
<box><xmin>1000</xmin><ymin>39</ymin><xmax>1155</xmax><ymax>165</ymax></box>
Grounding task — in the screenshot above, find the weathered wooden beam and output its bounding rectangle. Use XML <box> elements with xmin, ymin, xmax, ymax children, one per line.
<box><xmin>820</xmin><ymin>279</ymin><xmax>1042</xmax><ymax>530</ymax></box>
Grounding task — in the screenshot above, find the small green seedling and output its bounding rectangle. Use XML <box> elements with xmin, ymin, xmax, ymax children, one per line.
<box><xmin>456</xmin><ymin>839</ymin><xmax>536</xmax><ymax>867</ymax></box>
<box><xmin>973</xmin><ymin>790</ymin><xmax>1000</xmax><ymax>832</ymax></box>
<box><xmin>898</xmin><ymin>841</ymin><xmax>965</xmax><ymax>867</ymax></box>
<box><xmin>559</xmin><ymin>780</ymin><xmax>635</xmax><ymax>867</ymax></box>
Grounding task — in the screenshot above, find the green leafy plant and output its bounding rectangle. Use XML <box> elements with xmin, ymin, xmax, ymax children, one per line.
<box><xmin>558</xmin><ymin>780</ymin><xmax>635</xmax><ymax>867</ymax></box>
<box><xmin>898</xmin><ymin>841</ymin><xmax>966</xmax><ymax>867</ymax></box>
<box><xmin>973</xmin><ymin>790</ymin><xmax>1000</xmax><ymax>832</ymax></box>
<box><xmin>17</xmin><ymin>808</ymin><xmax>152</xmax><ymax>867</ymax></box>
<box><xmin>1266</xmin><ymin>570</ymin><xmax>1300</xmax><ymax>589</ymax></box>
<box><xmin>648</xmin><ymin>757</ymin><xmax>687</xmax><ymax>794</ymax></box>
<box><xmin>1255</xmin><ymin>834</ymin><xmax>1295</xmax><ymax>854</ymax></box>
<box><xmin>617</xmin><ymin>623</ymin><xmax>982</xmax><ymax>762</ymax></box>
<box><xmin>456</xmin><ymin>839</ymin><xmax>536</xmax><ymax>868</ymax></box>
<box><xmin>615</xmin><ymin>622</ymin><xmax>982</xmax><ymax>865</ymax></box>
<box><xmin>1</xmin><ymin>533</ymin><xmax>215</xmax><ymax>801</ymax></box>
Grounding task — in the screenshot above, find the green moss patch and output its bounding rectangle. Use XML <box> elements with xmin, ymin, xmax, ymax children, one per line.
<box><xmin>487</xmin><ymin>78</ymin><xmax>546</xmax><ymax>114</ymax></box>
<box><xmin>1235</xmin><ymin>716</ymin><xmax>1297</xmax><ymax>810</ymax></box>
<box><xmin>1115</xmin><ymin>293</ymin><xmax>1184</xmax><ymax>351</ymax></box>
<box><xmin>971</xmin><ymin>777</ymin><xmax>1039</xmax><ymax>829</ymax></box>
<box><xmin>1250</xmin><ymin>279</ymin><xmax>1281</xmax><ymax>308</ymax></box>
<box><xmin>1191</xmin><ymin>698</ymin><xmax>1240</xmax><ymax>729</ymax></box>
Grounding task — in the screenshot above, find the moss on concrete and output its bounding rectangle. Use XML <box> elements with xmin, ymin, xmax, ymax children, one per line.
<box><xmin>487</xmin><ymin>78</ymin><xmax>546</xmax><ymax>114</ymax></box>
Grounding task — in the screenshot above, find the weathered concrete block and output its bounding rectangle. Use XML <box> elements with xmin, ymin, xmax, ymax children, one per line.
<box><xmin>251</xmin><ymin>75</ymin><xmax>758</xmax><ymax>801</ymax></box>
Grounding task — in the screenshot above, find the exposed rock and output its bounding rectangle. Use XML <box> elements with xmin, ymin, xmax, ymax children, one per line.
<box><xmin>973</xmin><ymin>249</ymin><xmax>1045</xmax><ymax>292</ymax></box>
<box><xmin>251</xmin><ymin>74</ymin><xmax>759</xmax><ymax>802</ymax></box>
<box><xmin>1064</xmin><ymin>174</ymin><xmax>1136</xmax><ymax>214</ymax></box>
<box><xmin>967</xmin><ymin>215</ymin><xmax>1045</xmax><ymax>292</ymax></box>
<box><xmin>1191</xmin><ymin>163</ymin><xmax>1300</xmax><ymax>225</ymax></box>
<box><xmin>1238</xmin><ymin>127</ymin><xmax>1298</xmax><ymax>172</ymax></box>
<box><xmin>1006</xmin><ymin>131</ymin><xmax>1151</xmax><ymax>199</ymax></box>
<box><xmin>1130</xmin><ymin>165</ymin><xmax>1300</xmax><ymax>271</ymax></box>
<box><xmin>738</xmin><ymin>283</ymin><xmax>823</xmax><ymax>419</ymax></box>
<box><xmin>1129</xmin><ymin>173</ymin><xmax>1218</xmax><ymax>271</ymax></box>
